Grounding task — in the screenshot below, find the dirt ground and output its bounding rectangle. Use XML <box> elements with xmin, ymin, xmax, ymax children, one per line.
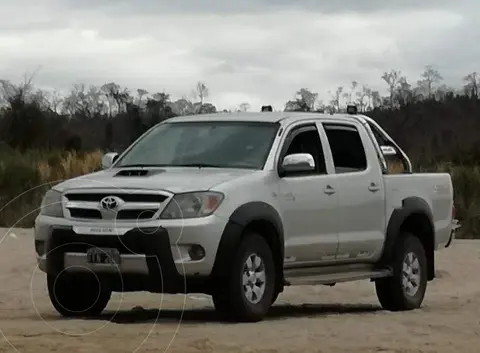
<box><xmin>0</xmin><ymin>228</ymin><xmax>479</xmax><ymax>353</ymax></box>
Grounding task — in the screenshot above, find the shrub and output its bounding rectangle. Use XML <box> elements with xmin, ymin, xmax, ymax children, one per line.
<box><xmin>445</xmin><ymin>165</ymin><xmax>480</xmax><ymax>238</ymax></box>
<box><xmin>0</xmin><ymin>149</ymin><xmax>102</xmax><ymax>227</ymax></box>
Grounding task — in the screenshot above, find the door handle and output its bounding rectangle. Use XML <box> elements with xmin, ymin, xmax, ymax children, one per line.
<box><xmin>368</xmin><ymin>182</ymin><xmax>380</xmax><ymax>192</ymax></box>
<box><xmin>324</xmin><ymin>185</ymin><xmax>336</xmax><ymax>195</ymax></box>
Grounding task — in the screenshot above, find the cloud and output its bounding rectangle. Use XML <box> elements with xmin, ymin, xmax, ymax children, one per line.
<box><xmin>0</xmin><ymin>0</ymin><xmax>476</xmax><ymax>110</ymax></box>
<box><xmin>61</xmin><ymin>0</ymin><xmax>460</xmax><ymax>15</ymax></box>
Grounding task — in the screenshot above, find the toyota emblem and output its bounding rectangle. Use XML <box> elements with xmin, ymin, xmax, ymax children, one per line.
<box><xmin>100</xmin><ymin>196</ymin><xmax>120</xmax><ymax>210</ymax></box>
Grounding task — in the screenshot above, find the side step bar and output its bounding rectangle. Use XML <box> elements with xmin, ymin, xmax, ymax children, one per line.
<box><xmin>284</xmin><ymin>268</ymin><xmax>392</xmax><ymax>286</ymax></box>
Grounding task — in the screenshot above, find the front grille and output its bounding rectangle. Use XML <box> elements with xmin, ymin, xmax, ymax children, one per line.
<box><xmin>64</xmin><ymin>190</ymin><xmax>170</xmax><ymax>221</ymax></box>
<box><xmin>65</xmin><ymin>193</ymin><xmax>168</xmax><ymax>203</ymax></box>
<box><xmin>68</xmin><ymin>209</ymin><xmax>102</xmax><ymax>219</ymax></box>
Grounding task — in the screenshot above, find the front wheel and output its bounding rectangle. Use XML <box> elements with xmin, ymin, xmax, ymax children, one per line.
<box><xmin>47</xmin><ymin>271</ymin><xmax>111</xmax><ymax>317</ymax></box>
<box><xmin>212</xmin><ymin>232</ymin><xmax>276</xmax><ymax>322</ymax></box>
<box><xmin>375</xmin><ymin>233</ymin><xmax>428</xmax><ymax>311</ymax></box>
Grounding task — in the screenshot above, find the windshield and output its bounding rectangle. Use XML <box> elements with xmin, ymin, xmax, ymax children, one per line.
<box><xmin>115</xmin><ymin>121</ymin><xmax>279</xmax><ymax>169</ymax></box>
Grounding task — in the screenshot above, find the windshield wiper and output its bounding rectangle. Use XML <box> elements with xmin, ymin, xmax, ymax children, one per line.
<box><xmin>175</xmin><ymin>163</ymin><xmax>224</xmax><ymax>168</ymax></box>
<box><xmin>117</xmin><ymin>164</ymin><xmax>169</xmax><ymax>168</ymax></box>
<box><xmin>118</xmin><ymin>163</ymin><xmax>238</xmax><ymax>169</ymax></box>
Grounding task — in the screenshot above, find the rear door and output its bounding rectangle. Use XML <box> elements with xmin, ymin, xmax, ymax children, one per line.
<box><xmin>321</xmin><ymin>120</ymin><xmax>387</xmax><ymax>263</ymax></box>
<box><xmin>277</xmin><ymin>121</ymin><xmax>340</xmax><ymax>266</ymax></box>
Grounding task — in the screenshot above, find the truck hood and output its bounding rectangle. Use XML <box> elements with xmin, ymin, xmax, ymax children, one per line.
<box><xmin>53</xmin><ymin>167</ymin><xmax>255</xmax><ymax>194</ymax></box>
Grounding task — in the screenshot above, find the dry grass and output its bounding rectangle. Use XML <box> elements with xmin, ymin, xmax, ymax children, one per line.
<box><xmin>0</xmin><ymin>149</ymin><xmax>479</xmax><ymax>237</ymax></box>
<box><xmin>0</xmin><ymin>149</ymin><xmax>102</xmax><ymax>227</ymax></box>
<box><xmin>436</xmin><ymin>163</ymin><xmax>480</xmax><ymax>238</ymax></box>
<box><xmin>36</xmin><ymin>150</ymin><xmax>103</xmax><ymax>182</ymax></box>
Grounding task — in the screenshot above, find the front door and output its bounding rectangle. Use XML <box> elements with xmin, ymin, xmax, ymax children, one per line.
<box><xmin>277</xmin><ymin>122</ymin><xmax>340</xmax><ymax>266</ymax></box>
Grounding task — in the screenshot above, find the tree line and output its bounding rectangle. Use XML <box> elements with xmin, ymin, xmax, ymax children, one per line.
<box><xmin>0</xmin><ymin>65</ymin><xmax>479</xmax><ymax>166</ymax></box>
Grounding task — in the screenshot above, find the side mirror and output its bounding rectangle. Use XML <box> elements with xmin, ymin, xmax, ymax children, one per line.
<box><xmin>101</xmin><ymin>152</ymin><xmax>119</xmax><ymax>169</ymax></box>
<box><xmin>380</xmin><ymin>145</ymin><xmax>397</xmax><ymax>156</ymax></box>
<box><xmin>281</xmin><ymin>153</ymin><xmax>315</xmax><ymax>175</ymax></box>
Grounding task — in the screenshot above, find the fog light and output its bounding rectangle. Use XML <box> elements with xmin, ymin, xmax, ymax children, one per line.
<box><xmin>188</xmin><ymin>245</ymin><xmax>205</xmax><ymax>261</ymax></box>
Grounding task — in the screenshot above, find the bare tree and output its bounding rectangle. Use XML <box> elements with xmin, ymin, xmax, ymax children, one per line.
<box><xmin>30</xmin><ymin>89</ymin><xmax>52</xmax><ymax>111</ymax></box>
<box><xmin>344</xmin><ymin>81</ymin><xmax>358</xmax><ymax>104</ymax></box>
<box><xmin>356</xmin><ymin>85</ymin><xmax>369</xmax><ymax>112</ymax></box>
<box><xmin>47</xmin><ymin>90</ymin><xmax>64</xmax><ymax>114</ymax></box>
<box><xmin>417</xmin><ymin>65</ymin><xmax>443</xmax><ymax>98</ymax></box>
<box><xmin>151</xmin><ymin>92</ymin><xmax>171</xmax><ymax>110</ymax></box>
<box><xmin>101</xmin><ymin>83</ymin><xmax>118</xmax><ymax>117</ymax></box>
<box><xmin>382</xmin><ymin>69</ymin><xmax>401</xmax><ymax>108</ymax></box>
<box><xmin>239</xmin><ymin>102</ymin><xmax>251</xmax><ymax>112</ymax></box>
<box><xmin>296</xmin><ymin>88</ymin><xmax>318</xmax><ymax>111</ymax></box>
<box><xmin>194</xmin><ymin>82</ymin><xmax>209</xmax><ymax>113</ymax></box>
<box><xmin>0</xmin><ymin>80</ymin><xmax>21</xmax><ymax>103</ymax></box>
<box><xmin>328</xmin><ymin>86</ymin><xmax>343</xmax><ymax>111</ymax></box>
<box><xmin>371</xmin><ymin>90</ymin><xmax>382</xmax><ymax>108</ymax></box>
<box><xmin>396</xmin><ymin>77</ymin><xmax>414</xmax><ymax>106</ymax></box>
<box><xmin>0</xmin><ymin>71</ymin><xmax>36</xmax><ymax>104</ymax></box>
<box><xmin>137</xmin><ymin>89</ymin><xmax>148</xmax><ymax>107</ymax></box>
<box><xmin>101</xmin><ymin>82</ymin><xmax>129</xmax><ymax>116</ymax></box>
<box><xmin>315</xmin><ymin>100</ymin><xmax>325</xmax><ymax>112</ymax></box>
<box><xmin>63</xmin><ymin>84</ymin><xmax>106</xmax><ymax>118</ymax></box>
<box><xmin>432</xmin><ymin>84</ymin><xmax>454</xmax><ymax>100</ymax></box>
<box><xmin>464</xmin><ymin>72</ymin><xmax>478</xmax><ymax>98</ymax></box>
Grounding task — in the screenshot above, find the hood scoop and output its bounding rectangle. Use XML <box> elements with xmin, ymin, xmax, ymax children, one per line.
<box><xmin>114</xmin><ymin>169</ymin><xmax>165</xmax><ymax>177</ymax></box>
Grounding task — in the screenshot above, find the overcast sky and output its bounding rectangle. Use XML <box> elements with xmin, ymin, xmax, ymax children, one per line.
<box><xmin>0</xmin><ymin>0</ymin><xmax>477</xmax><ymax>111</ymax></box>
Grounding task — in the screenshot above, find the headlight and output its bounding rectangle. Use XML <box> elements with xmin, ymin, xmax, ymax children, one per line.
<box><xmin>39</xmin><ymin>189</ymin><xmax>64</xmax><ymax>217</ymax></box>
<box><xmin>160</xmin><ymin>192</ymin><xmax>224</xmax><ymax>219</ymax></box>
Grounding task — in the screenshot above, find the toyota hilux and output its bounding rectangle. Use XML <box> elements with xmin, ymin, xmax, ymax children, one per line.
<box><xmin>34</xmin><ymin>110</ymin><xmax>457</xmax><ymax>322</ymax></box>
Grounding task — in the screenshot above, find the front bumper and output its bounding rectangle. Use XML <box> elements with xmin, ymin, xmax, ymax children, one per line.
<box><xmin>46</xmin><ymin>226</ymin><xmax>196</xmax><ymax>293</ymax></box>
<box><xmin>35</xmin><ymin>214</ymin><xmax>228</xmax><ymax>281</ymax></box>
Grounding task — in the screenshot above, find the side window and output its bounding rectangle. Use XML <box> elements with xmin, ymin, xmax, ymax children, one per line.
<box><xmin>323</xmin><ymin>124</ymin><xmax>367</xmax><ymax>173</ymax></box>
<box><xmin>367</xmin><ymin>122</ymin><xmax>389</xmax><ymax>146</ymax></box>
<box><xmin>281</xmin><ymin>126</ymin><xmax>327</xmax><ymax>175</ymax></box>
<box><xmin>367</xmin><ymin>122</ymin><xmax>407</xmax><ymax>174</ymax></box>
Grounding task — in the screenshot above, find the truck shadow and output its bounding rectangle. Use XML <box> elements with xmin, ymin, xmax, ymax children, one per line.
<box><xmin>96</xmin><ymin>303</ymin><xmax>382</xmax><ymax>324</ymax></box>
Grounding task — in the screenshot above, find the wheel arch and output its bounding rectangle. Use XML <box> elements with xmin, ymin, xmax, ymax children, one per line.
<box><xmin>379</xmin><ymin>197</ymin><xmax>435</xmax><ymax>280</ymax></box>
<box><xmin>211</xmin><ymin>202</ymin><xmax>285</xmax><ymax>291</ymax></box>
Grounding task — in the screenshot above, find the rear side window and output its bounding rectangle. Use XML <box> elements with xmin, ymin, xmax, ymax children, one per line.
<box><xmin>367</xmin><ymin>121</ymin><xmax>389</xmax><ymax>146</ymax></box>
<box><xmin>367</xmin><ymin>121</ymin><xmax>408</xmax><ymax>174</ymax></box>
<box><xmin>323</xmin><ymin>124</ymin><xmax>367</xmax><ymax>173</ymax></box>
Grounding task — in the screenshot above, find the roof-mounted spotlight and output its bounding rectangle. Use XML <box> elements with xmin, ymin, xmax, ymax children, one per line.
<box><xmin>346</xmin><ymin>105</ymin><xmax>357</xmax><ymax>114</ymax></box>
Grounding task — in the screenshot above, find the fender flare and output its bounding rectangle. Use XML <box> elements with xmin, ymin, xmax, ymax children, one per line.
<box><xmin>211</xmin><ymin>202</ymin><xmax>284</xmax><ymax>279</ymax></box>
<box><xmin>378</xmin><ymin>196</ymin><xmax>434</xmax><ymax>268</ymax></box>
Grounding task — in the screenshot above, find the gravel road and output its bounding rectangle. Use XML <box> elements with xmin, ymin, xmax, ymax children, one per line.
<box><xmin>0</xmin><ymin>228</ymin><xmax>479</xmax><ymax>353</ymax></box>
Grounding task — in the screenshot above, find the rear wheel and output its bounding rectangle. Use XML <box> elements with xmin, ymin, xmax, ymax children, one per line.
<box><xmin>47</xmin><ymin>271</ymin><xmax>111</xmax><ymax>317</ymax></box>
<box><xmin>375</xmin><ymin>233</ymin><xmax>428</xmax><ymax>311</ymax></box>
<box><xmin>212</xmin><ymin>232</ymin><xmax>276</xmax><ymax>322</ymax></box>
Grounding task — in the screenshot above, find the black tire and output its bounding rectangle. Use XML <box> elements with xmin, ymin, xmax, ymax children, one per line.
<box><xmin>212</xmin><ymin>232</ymin><xmax>276</xmax><ymax>322</ymax></box>
<box><xmin>47</xmin><ymin>271</ymin><xmax>111</xmax><ymax>317</ymax></box>
<box><xmin>211</xmin><ymin>292</ymin><xmax>230</xmax><ymax>320</ymax></box>
<box><xmin>375</xmin><ymin>233</ymin><xmax>428</xmax><ymax>311</ymax></box>
<box><xmin>271</xmin><ymin>290</ymin><xmax>280</xmax><ymax>305</ymax></box>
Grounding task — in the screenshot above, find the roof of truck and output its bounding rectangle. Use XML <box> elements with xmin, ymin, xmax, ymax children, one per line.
<box><xmin>167</xmin><ymin>111</ymin><xmax>366</xmax><ymax>124</ymax></box>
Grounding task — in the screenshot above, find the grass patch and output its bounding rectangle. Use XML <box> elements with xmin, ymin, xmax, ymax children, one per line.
<box><xmin>0</xmin><ymin>148</ymin><xmax>102</xmax><ymax>227</ymax></box>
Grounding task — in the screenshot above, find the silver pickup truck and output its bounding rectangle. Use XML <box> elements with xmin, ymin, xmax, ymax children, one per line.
<box><xmin>34</xmin><ymin>110</ymin><xmax>457</xmax><ymax>322</ymax></box>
